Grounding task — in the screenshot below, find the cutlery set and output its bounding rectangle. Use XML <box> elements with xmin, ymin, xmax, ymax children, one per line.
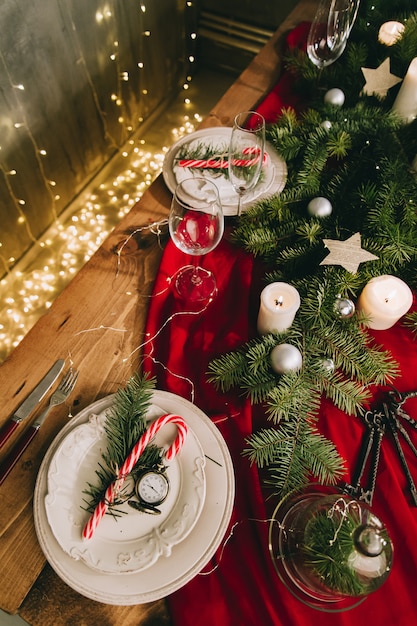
<box><xmin>0</xmin><ymin>359</ymin><xmax>78</xmax><ymax>485</ymax></box>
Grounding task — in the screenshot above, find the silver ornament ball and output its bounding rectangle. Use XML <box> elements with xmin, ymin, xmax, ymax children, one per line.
<box><xmin>324</xmin><ymin>88</ymin><xmax>345</xmax><ymax>106</ymax></box>
<box><xmin>321</xmin><ymin>120</ymin><xmax>332</xmax><ymax>131</ymax></box>
<box><xmin>334</xmin><ymin>296</ymin><xmax>355</xmax><ymax>318</ymax></box>
<box><xmin>307</xmin><ymin>196</ymin><xmax>333</xmax><ymax>217</ymax></box>
<box><xmin>271</xmin><ymin>344</ymin><xmax>303</xmax><ymax>374</ymax></box>
<box><xmin>354</xmin><ymin>525</ymin><xmax>385</xmax><ymax>557</ymax></box>
<box><xmin>321</xmin><ymin>358</ymin><xmax>335</xmax><ymax>374</ymax></box>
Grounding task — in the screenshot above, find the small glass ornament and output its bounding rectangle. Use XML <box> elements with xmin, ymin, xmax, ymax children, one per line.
<box><xmin>269</xmin><ymin>485</ymin><xmax>393</xmax><ymax>612</ymax></box>
<box><xmin>321</xmin><ymin>120</ymin><xmax>332</xmax><ymax>131</ymax></box>
<box><xmin>324</xmin><ymin>88</ymin><xmax>346</xmax><ymax>106</ymax></box>
<box><xmin>308</xmin><ymin>197</ymin><xmax>333</xmax><ymax>217</ymax></box>
<box><xmin>334</xmin><ymin>295</ymin><xmax>355</xmax><ymax>318</ymax></box>
<box><xmin>270</xmin><ymin>344</ymin><xmax>303</xmax><ymax>374</ymax></box>
<box><xmin>320</xmin><ymin>358</ymin><xmax>335</xmax><ymax>374</ymax></box>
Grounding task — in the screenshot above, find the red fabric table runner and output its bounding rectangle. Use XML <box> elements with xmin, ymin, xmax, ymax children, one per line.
<box><xmin>143</xmin><ymin>24</ymin><xmax>417</xmax><ymax>626</ymax></box>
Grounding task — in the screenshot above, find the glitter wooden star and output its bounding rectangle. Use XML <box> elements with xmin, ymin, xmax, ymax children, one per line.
<box><xmin>320</xmin><ymin>232</ymin><xmax>379</xmax><ymax>274</ymax></box>
<box><xmin>361</xmin><ymin>57</ymin><xmax>402</xmax><ymax>98</ymax></box>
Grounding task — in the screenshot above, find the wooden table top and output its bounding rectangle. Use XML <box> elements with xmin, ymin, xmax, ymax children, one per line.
<box><xmin>0</xmin><ymin>2</ymin><xmax>318</xmax><ymax>624</ymax></box>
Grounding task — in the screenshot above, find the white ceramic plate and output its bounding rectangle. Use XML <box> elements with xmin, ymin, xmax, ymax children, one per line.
<box><xmin>44</xmin><ymin>404</ymin><xmax>206</xmax><ymax>574</ymax></box>
<box><xmin>163</xmin><ymin>127</ymin><xmax>287</xmax><ymax>215</ymax></box>
<box><xmin>34</xmin><ymin>391</ymin><xmax>235</xmax><ymax>605</ymax></box>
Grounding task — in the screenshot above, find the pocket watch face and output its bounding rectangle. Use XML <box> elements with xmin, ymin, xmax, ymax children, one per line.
<box><xmin>136</xmin><ymin>470</ymin><xmax>169</xmax><ymax>505</ymax></box>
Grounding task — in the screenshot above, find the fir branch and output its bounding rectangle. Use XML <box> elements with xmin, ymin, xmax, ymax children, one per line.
<box><xmin>317</xmin><ymin>372</ymin><xmax>370</xmax><ymax>416</ymax></box>
<box><xmin>244</xmin><ymin>420</ymin><xmax>344</xmax><ymax>497</ymax></box>
<box><xmin>210</xmin><ymin>0</ymin><xmax>417</xmax><ymax>499</ymax></box>
<box><xmin>265</xmin><ymin>371</ymin><xmax>322</xmax><ymax>424</ymax></box>
<box><xmin>404</xmin><ymin>311</ymin><xmax>417</xmax><ymax>336</ymax></box>
<box><xmin>82</xmin><ymin>373</ymin><xmax>164</xmax><ymax>515</ymax></box>
<box><xmin>207</xmin><ymin>349</ymin><xmax>248</xmax><ymax>392</ymax></box>
<box><xmin>301</xmin><ymin>507</ymin><xmax>366</xmax><ymax>596</ymax></box>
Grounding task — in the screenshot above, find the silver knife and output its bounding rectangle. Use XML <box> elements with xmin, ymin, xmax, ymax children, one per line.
<box><xmin>0</xmin><ymin>359</ymin><xmax>65</xmax><ymax>450</ymax></box>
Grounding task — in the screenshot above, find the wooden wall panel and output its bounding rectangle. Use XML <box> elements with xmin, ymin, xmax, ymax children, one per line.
<box><xmin>0</xmin><ymin>0</ymin><xmax>188</xmax><ymax>277</ymax></box>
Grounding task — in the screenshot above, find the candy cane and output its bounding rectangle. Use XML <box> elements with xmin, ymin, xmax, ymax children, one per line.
<box><xmin>178</xmin><ymin>153</ymin><xmax>268</xmax><ymax>169</ymax></box>
<box><xmin>82</xmin><ymin>414</ymin><xmax>188</xmax><ymax>540</ymax></box>
<box><xmin>178</xmin><ymin>158</ymin><xmax>228</xmax><ymax>169</ymax></box>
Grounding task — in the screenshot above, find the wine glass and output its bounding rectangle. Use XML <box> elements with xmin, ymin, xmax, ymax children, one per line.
<box><xmin>169</xmin><ymin>177</ymin><xmax>224</xmax><ymax>303</ymax></box>
<box><xmin>307</xmin><ymin>0</ymin><xmax>360</xmax><ymax>70</ymax></box>
<box><xmin>228</xmin><ymin>111</ymin><xmax>265</xmax><ymax>216</ymax></box>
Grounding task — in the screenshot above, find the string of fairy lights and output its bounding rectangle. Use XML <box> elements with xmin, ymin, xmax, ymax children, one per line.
<box><xmin>0</xmin><ymin>1</ymin><xmax>207</xmax><ymax>364</ymax></box>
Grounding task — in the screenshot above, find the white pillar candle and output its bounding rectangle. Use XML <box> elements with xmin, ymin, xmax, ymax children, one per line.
<box><xmin>392</xmin><ymin>57</ymin><xmax>417</xmax><ymax>123</ymax></box>
<box><xmin>378</xmin><ymin>21</ymin><xmax>404</xmax><ymax>46</ymax></box>
<box><xmin>357</xmin><ymin>275</ymin><xmax>413</xmax><ymax>330</ymax></box>
<box><xmin>257</xmin><ymin>282</ymin><xmax>300</xmax><ymax>334</ymax></box>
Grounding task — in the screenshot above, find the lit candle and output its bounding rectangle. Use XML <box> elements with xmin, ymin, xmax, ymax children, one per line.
<box><xmin>257</xmin><ymin>282</ymin><xmax>300</xmax><ymax>334</ymax></box>
<box><xmin>378</xmin><ymin>21</ymin><xmax>404</xmax><ymax>46</ymax></box>
<box><xmin>357</xmin><ymin>275</ymin><xmax>413</xmax><ymax>330</ymax></box>
<box><xmin>392</xmin><ymin>58</ymin><xmax>417</xmax><ymax>123</ymax></box>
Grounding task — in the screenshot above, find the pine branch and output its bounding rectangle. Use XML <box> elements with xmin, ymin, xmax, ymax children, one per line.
<box><xmin>209</xmin><ymin>0</ymin><xmax>417</xmax><ymax>499</ymax></box>
<box><xmin>82</xmin><ymin>373</ymin><xmax>164</xmax><ymax>515</ymax></box>
<box><xmin>404</xmin><ymin>311</ymin><xmax>417</xmax><ymax>336</ymax></box>
<box><xmin>244</xmin><ymin>420</ymin><xmax>344</xmax><ymax>497</ymax></box>
<box><xmin>207</xmin><ymin>348</ymin><xmax>248</xmax><ymax>392</ymax></box>
<box><xmin>301</xmin><ymin>506</ymin><xmax>367</xmax><ymax>596</ymax></box>
<box><xmin>265</xmin><ymin>371</ymin><xmax>322</xmax><ymax>424</ymax></box>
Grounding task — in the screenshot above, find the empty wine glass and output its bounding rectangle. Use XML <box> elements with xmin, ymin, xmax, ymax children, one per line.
<box><xmin>307</xmin><ymin>0</ymin><xmax>360</xmax><ymax>70</ymax></box>
<box><xmin>228</xmin><ymin>111</ymin><xmax>265</xmax><ymax>216</ymax></box>
<box><xmin>169</xmin><ymin>177</ymin><xmax>224</xmax><ymax>303</ymax></box>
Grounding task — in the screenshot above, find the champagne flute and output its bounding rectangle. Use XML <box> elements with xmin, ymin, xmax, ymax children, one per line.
<box><xmin>228</xmin><ymin>111</ymin><xmax>265</xmax><ymax>216</ymax></box>
<box><xmin>307</xmin><ymin>0</ymin><xmax>360</xmax><ymax>70</ymax></box>
<box><xmin>169</xmin><ymin>177</ymin><xmax>224</xmax><ymax>303</ymax></box>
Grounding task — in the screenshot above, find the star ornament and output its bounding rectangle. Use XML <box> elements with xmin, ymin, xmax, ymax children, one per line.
<box><xmin>320</xmin><ymin>232</ymin><xmax>379</xmax><ymax>274</ymax></box>
<box><xmin>361</xmin><ymin>57</ymin><xmax>402</xmax><ymax>98</ymax></box>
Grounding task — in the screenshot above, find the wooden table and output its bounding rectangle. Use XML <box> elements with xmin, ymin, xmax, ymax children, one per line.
<box><xmin>0</xmin><ymin>2</ymin><xmax>318</xmax><ymax>624</ymax></box>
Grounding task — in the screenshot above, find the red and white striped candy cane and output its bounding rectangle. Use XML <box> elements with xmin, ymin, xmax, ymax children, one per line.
<box><xmin>178</xmin><ymin>158</ymin><xmax>228</xmax><ymax>169</ymax></box>
<box><xmin>179</xmin><ymin>154</ymin><xmax>268</xmax><ymax>169</ymax></box>
<box><xmin>82</xmin><ymin>414</ymin><xmax>188</xmax><ymax>540</ymax></box>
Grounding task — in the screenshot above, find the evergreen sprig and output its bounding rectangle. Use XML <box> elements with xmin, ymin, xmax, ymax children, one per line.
<box><xmin>177</xmin><ymin>140</ymin><xmax>229</xmax><ymax>176</ymax></box>
<box><xmin>301</xmin><ymin>506</ymin><xmax>366</xmax><ymax>596</ymax></box>
<box><xmin>82</xmin><ymin>373</ymin><xmax>163</xmax><ymax>516</ymax></box>
<box><xmin>244</xmin><ymin>420</ymin><xmax>344</xmax><ymax>495</ymax></box>
<box><xmin>209</xmin><ymin>0</ymin><xmax>416</xmax><ymax>499</ymax></box>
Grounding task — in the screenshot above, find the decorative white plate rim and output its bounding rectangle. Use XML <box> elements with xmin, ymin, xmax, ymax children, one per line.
<box><xmin>162</xmin><ymin>127</ymin><xmax>287</xmax><ymax>216</ymax></box>
<box><xmin>34</xmin><ymin>390</ymin><xmax>235</xmax><ymax>605</ymax></box>
<box><xmin>44</xmin><ymin>403</ymin><xmax>206</xmax><ymax>575</ymax></box>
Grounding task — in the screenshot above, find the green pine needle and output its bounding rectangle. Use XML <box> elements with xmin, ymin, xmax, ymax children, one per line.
<box><xmin>208</xmin><ymin>0</ymin><xmax>417</xmax><ymax>499</ymax></box>
<box><xmin>82</xmin><ymin>373</ymin><xmax>164</xmax><ymax>516</ymax></box>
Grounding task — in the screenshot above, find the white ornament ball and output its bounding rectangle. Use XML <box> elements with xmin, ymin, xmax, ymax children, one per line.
<box><xmin>324</xmin><ymin>88</ymin><xmax>345</xmax><ymax>107</ymax></box>
<box><xmin>307</xmin><ymin>196</ymin><xmax>333</xmax><ymax>218</ymax></box>
<box><xmin>270</xmin><ymin>344</ymin><xmax>303</xmax><ymax>374</ymax></box>
<box><xmin>321</xmin><ymin>120</ymin><xmax>332</xmax><ymax>131</ymax></box>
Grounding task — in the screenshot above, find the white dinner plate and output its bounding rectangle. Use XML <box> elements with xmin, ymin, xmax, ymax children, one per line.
<box><xmin>162</xmin><ymin>127</ymin><xmax>287</xmax><ymax>215</ymax></box>
<box><xmin>44</xmin><ymin>404</ymin><xmax>206</xmax><ymax>574</ymax></box>
<box><xmin>34</xmin><ymin>390</ymin><xmax>235</xmax><ymax>605</ymax></box>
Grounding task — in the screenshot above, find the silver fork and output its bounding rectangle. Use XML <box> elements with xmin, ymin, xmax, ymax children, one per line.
<box><xmin>35</xmin><ymin>368</ymin><xmax>79</xmax><ymax>426</ymax></box>
<box><xmin>0</xmin><ymin>368</ymin><xmax>79</xmax><ymax>485</ymax></box>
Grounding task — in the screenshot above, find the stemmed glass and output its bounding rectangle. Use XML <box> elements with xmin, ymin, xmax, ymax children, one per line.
<box><xmin>307</xmin><ymin>0</ymin><xmax>360</xmax><ymax>70</ymax></box>
<box><xmin>169</xmin><ymin>177</ymin><xmax>224</xmax><ymax>303</ymax></box>
<box><xmin>228</xmin><ymin>111</ymin><xmax>265</xmax><ymax>216</ymax></box>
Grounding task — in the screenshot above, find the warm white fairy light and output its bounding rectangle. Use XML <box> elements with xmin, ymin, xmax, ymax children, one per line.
<box><xmin>0</xmin><ymin>113</ymin><xmax>201</xmax><ymax>362</ymax></box>
<box><xmin>0</xmin><ymin>0</ymin><xmax>210</xmax><ymax>362</ymax></box>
